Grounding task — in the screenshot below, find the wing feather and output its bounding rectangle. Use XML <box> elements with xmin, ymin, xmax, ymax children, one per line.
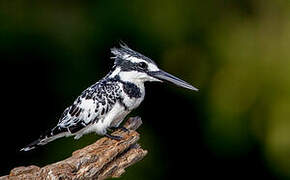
<box><xmin>56</xmin><ymin>79</ymin><xmax>122</xmax><ymax>134</ymax></box>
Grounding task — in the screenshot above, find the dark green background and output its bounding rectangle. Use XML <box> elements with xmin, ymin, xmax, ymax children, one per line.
<box><xmin>1</xmin><ymin>0</ymin><xmax>290</xmax><ymax>179</ymax></box>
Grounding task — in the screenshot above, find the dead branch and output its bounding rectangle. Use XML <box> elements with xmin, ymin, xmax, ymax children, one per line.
<box><xmin>0</xmin><ymin>116</ymin><xmax>147</xmax><ymax>180</ymax></box>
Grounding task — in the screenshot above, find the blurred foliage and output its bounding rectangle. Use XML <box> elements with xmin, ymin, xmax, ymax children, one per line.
<box><xmin>1</xmin><ymin>0</ymin><xmax>290</xmax><ymax>179</ymax></box>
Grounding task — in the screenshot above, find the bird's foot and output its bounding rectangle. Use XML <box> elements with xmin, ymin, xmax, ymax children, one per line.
<box><xmin>104</xmin><ymin>133</ymin><xmax>123</xmax><ymax>141</ymax></box>
<box><xmin>108</xmin><ymin>126</ymin><xmax>129</xmax><ymax>133</ymax></box>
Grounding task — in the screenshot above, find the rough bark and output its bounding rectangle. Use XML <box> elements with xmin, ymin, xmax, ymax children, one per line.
<box><xmin>0</xmin><ymin>116</ymin><xmax>147</xmax><ymax>180</ymax></box>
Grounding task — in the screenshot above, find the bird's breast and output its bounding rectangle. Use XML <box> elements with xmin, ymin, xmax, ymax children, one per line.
<box><xmin>121</xmin><ymin>82</ymin><xmax>145</xmax><ymax>111</ymax></box>
<box><xmin>83</xmin><ymin>102</ymin><xmax>128</xmax><ymax>135</ymax></box>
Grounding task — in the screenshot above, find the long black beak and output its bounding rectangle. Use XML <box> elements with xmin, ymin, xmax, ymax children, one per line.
<box><xmin>149</xmin><ymin>70</ymin><xmax>198</xmax><ymax>91</ymax></box>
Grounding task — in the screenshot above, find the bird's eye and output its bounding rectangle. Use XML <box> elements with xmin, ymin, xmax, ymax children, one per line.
<box><xmin>139</xmin><ymin>62</ymin><xmax>148</xmax><ymax>69</ymax></box>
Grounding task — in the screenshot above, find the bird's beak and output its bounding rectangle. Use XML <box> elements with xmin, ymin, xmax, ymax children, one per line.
<box><xmin>149</xmin><ymin>70</ymin><xmax>198</xmax><ymax>91</ymax></box>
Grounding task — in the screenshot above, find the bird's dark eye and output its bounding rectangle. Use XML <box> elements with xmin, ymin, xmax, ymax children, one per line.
<box><xmin>139</xmin><ymin>62</ymin><xmax>148</xmax><ymax>70</ymax></box>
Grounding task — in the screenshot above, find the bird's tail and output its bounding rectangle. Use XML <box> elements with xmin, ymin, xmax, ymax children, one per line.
<box><xmin>20</xmin><ymin>126</ymin><xmax>69</xmax><ymax>152</ymax></box>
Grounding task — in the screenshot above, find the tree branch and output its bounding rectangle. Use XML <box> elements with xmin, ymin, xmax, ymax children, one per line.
<box><xmin>0</xmin><ymin>116</ymin><xmax>147</xmax><ymax>180</ymax></box>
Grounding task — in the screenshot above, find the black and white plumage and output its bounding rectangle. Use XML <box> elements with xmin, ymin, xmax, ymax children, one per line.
<box><xmin>21</xmin><ymin>44</ymin><xmax>198</xmax><ymax>151</ymax></box>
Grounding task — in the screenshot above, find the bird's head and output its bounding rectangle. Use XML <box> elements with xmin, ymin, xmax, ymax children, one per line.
<box><xmin>110</xmin><ymin>44</ymin><xmax>198</xmax><ymax>91</ymax></box>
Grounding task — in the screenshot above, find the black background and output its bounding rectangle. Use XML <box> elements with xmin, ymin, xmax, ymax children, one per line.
<box><xmin>0</xmin><ymin>0</ymin><xmax>282</xmax><ymax>179</ymax></box>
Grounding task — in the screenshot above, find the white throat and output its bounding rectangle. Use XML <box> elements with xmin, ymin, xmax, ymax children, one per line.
<box><xmin>109</xmin><ymin>67</ymin><xmax>160</xmax><ymax>86</ymax></box>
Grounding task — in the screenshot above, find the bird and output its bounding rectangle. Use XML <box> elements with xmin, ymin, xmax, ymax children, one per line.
<box><xmin>20</xmin><ymin>43</ymin><xmax>198</xmax><ymax>151</ymax></box>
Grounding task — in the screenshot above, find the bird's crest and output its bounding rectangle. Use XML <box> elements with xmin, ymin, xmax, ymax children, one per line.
<box><xmin>110</xmin><ymin>43</ymin><xmax>155</xmax><ymax>65</ymax></box>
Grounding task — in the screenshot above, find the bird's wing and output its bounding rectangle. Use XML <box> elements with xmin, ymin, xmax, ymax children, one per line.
<box><xmin>55</xmin><ymin>80</ymin><xmax>122</xmax><ymax>134</ymax></box>
<box><xmin>21</xmin><ymin>80</ymin><xmax>122</xmax><ymax>151</ymax></box>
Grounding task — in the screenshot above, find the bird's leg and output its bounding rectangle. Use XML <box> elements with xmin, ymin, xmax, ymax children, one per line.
<box><xmin>104</xmin><ymin>133</ymin><xmax>123</xmax><ymax>140</ymax></box>
<box><xmin>107</xmin><ymin>126</ymin><xmax>129</xmax><ymax>132</ymax></box>
<box><xmin>105</xmin><ymin>126</ymin><xmax>129</xmax><ymax>140</ymax></box>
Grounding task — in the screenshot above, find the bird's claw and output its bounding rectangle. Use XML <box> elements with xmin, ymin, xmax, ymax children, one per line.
<box><xmin>108</xmin><ymin>126</ymin><xmax>129</xmax><ymax>133</ymax></box>
<box><xmin>105</xmin><ymin>133</ymin><xmax>123</xmax><ymax>141</ymax></box>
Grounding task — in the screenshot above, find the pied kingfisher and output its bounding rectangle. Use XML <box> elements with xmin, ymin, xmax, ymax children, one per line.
<box><xmin>21</xmin><ymin>44</ymin><xmax>198</xmax><ymax>151</ymax></box>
